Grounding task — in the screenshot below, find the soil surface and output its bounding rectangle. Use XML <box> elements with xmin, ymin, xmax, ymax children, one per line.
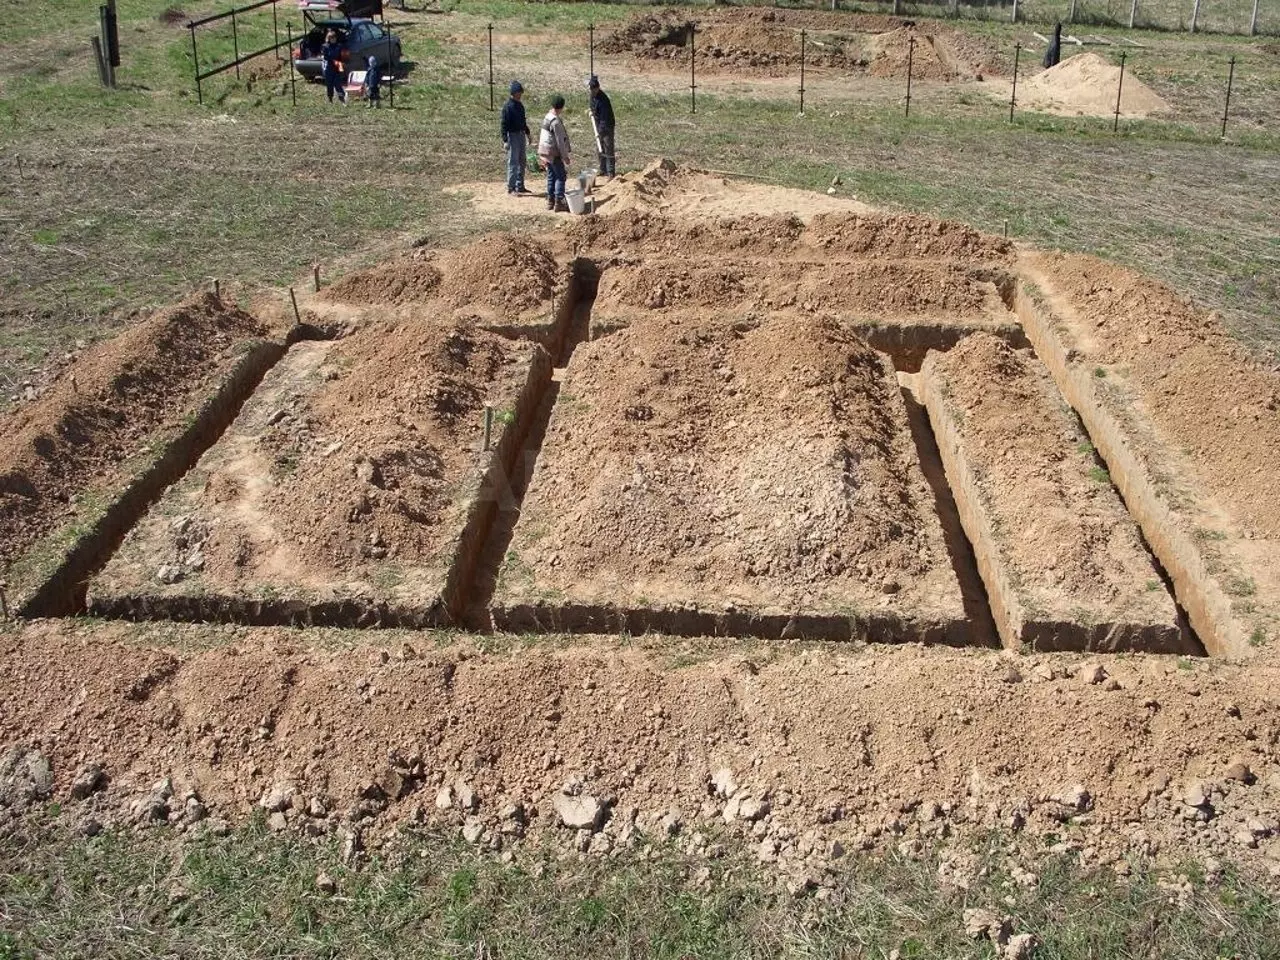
<box><xmin>494</xmin><ymin>313</ymin><xmax>964</xmax><ymax>638</ymax></box>
<box><xmin>922</xmin><ymin>334</ymin><xmax>1183</xmax><ymax>652</ymax></box>
<box><xmin>90</xmin><ymin>320</ymin><xmax>539</xmax><ymax>612</ymax></box>
<box><xmin>0</xmin><ymin>294</ymin><xmax>269</xmax><ymax>572</ymax></box>
<box><xmin>323</xmin><ymin>233</ymin><xmax>564</xmax><ymax>328</ymax></box>
<box><xmin>4</xmin><ymin>621</ymin><xmax>1280</xmax><ymax>885</ymax></box>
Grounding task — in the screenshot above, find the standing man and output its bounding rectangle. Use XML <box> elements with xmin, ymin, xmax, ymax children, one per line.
<box><xmin>321</xmin><ymin>30</ymin><xmax>347</xmax><ymax>106</ymax></box>
<box><xmin>586</xmin><ymin>75</ymin><xmax>616</xmax><ymax>179</ymax></box>
<box><xmin>538</xmin><ymin>95</ymin><xmax>572</xmax><ymax>212</ymax></box>
<box><xmin>501</xmin><ymin>80</ymin><xmax>532</xmax><ymax>196</ymax></box>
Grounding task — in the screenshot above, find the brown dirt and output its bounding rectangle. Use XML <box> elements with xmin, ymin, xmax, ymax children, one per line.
<box><xmin>867</xmin><ymin>27</ymin><xmax>967</xmax><ymax>82</ymax></box>
<box><xmin>494</xmin><ymin>313</ymin><xmax>963</xmax><ymax>633</ymax></box>
<box><xmin>91</xmin><ymin>320</ymin><xmax>537</xmax><ymax>607</ymax></box>
<box><xmin>4</xmin><ymin>620</ymin><xmax>1280</xmax><ymax>882</ymax></box>
<box><xmin>323</xmin><ymin>234</ymin><xmax>560</xmax><ymax>320</ymax></box>
<box><xmin>0</xmin><ymin>293</ymin><xmax>268</xmax><ymax>571</ymax></box>
<box><xmin>592</xmin><ymin>258</ymin><xmax>1006</xmax><ymax>320</ymax></box>
<box><xmin>1025</xmin><ymin>252</ymin><xmax>1280</xmax><ymax>542</ymax></box>
<box><xmin>1016</xmin><ymin>52</ymin><xmax>1170</xmax><ymax>119</ymax></box>
<box><xmin>922</xmin><ymin>333</ymin><xmax>1181</xmax><ymax>650</ymax></box>
<box><xmin>804</xmin><ymin>210</ymin><xmax>1014</xmax><ymax>263</ymax></box>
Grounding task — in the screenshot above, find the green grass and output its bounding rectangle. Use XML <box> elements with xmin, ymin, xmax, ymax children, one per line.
<box><xmin>1088</xmin><ymin>464</ymin><xmax>1112</xmax><ymax>483</ymax></box>
<box><xmin>2</xmin><ymin>813</ymin><xmax>1278</xmax><ymax>958</ymax></box>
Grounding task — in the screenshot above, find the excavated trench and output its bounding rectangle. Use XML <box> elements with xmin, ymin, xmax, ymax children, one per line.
<box><xmin>19</xmin><ymin>253</ymin><xmax>1205</xmax><ymax>656</ymax></box>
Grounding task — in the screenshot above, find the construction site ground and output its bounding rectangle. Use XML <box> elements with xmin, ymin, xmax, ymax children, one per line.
<box><xmin>3</xmin><ymin>1</ymin><xmax>1280</xmax><ymax>957</ymax></box>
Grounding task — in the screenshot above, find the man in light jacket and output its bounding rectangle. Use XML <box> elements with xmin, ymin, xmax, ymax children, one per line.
<box><xmin>538</xmin><ymin>95</ymin><xmax>572</xmax><ymax>212</ymax></box>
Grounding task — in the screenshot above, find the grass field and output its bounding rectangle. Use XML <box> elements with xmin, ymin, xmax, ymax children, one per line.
<box><xmin>3</xmin><ymin>811</ymin><xmax>1279</xmax><ymax>958</ymax></box>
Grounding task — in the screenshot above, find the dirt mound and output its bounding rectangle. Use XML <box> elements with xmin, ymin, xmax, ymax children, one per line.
<box><xmin>1019</xmin><ymin>52</ymin><xmax>1169</xmax><ymax>119</ymax></box>
<box><xmin>496</xmin><ymin>314</ymin><xmax>960</xmax><ymax>629</ymax></box>
<box><xmin>252</xmin><ymin>321</ymin><xmax>528</xmax><ymax>574</ymax></box>
<box><xmin>7</xmin><ymin>620</ymin><xmax>1280</xmax><ymax>881</ymax></box>
<box><xmin>324</xmin><ymin>235</ymin><xmax>558</xmax><ymax>317</ymax></box>
<box><xmin>0</xmin><ymin>294</ymin><xmax>267</xmax><ymax>570</ymax></box>
<box><xmin>1027</xmin><ymin>253</ymin><xmax>1280</xmax><ymax>541</ymax></box>
<box><xmin>804</xmin><ymin>211</ymin><xmax>1014</xmax><ymax>263</ymax></box>
<box><xmin>868</xmin><ymin>27</ymin><xmax>965</xmax><ymax>81</ymax></box>
<box><xmin>924</xmin><ymin>333</ymin><xmax>1182</xmax><ymax>649</ymax></box>
<box><xmin>594</xmin><ymin>258</ymin><xmax>998</xmax><ymax>319</ymax></box>
<box><xmin>600</xmin><ymin>9</ymin><xmax>855</xmax><ymax>74</ymax></box>
<box><xmin>569</xmin><ymin>203</ymin><xmax>806</xmax><ymax>260</ymax></box>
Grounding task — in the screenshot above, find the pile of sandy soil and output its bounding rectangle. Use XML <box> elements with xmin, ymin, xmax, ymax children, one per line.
<box><xmin>500</xmin><ymin>314</ymin><xmax>952</xmax><ymax>616</ymax></box>
<box><xmin>5</xmin><ymin>621</ymin><xmax>1280</xmax><ymax>885</ymax></box>
<box><xmin>868</xmin><ymin>27</ymin><xmax>966</xmax><ymax>81</ymax></box>
<box><xmin>594</xmin><ymin>258</ymin><xmax>998</xmax><ymax>319</ymax></box>
<box><xmin>925</xmin><ymin>333</ymin><xmax>1177</xmax><ymax>624</ymax></box>
<box><xmin>324</xmin><ymin>235</ymin><xmax>558</xmax><ymax>317</ymax></box>
<box><xmin>1018</xmin><ymin>52</ymin><xmax>1170</xmax><ymax>119</ymax></box>
<box><xmin>804</xmin><ymin>210</ymin><xmax>1014</xmax><ymax>263</ymax></box>
<box><xmin>254</xmin><ymin>321</ymin><xmax>529</xmax><ymax>574</ymax></box>
<box><xmin>1027</xmin><ymin>253</ymin><xmax>1280</xmax><ymax>542</ymax></box>
<box><xmin>0</xmin><ymin>293</ymin><xmax>267</xmax><ymax>569</ymax></box>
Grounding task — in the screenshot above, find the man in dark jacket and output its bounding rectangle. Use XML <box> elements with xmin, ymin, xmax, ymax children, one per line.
<box><xmin>501</xmin><ymin>80</ymin><xmax>533</xmax><ymax>196</ymax></box>
<box><xmin>587</xmin><ymin>75</ymin><xmax>616</xmax><ymax>178</ymax></box>
<box><xmin>1043</xmin><ymin>22</ymin><xmax>1063</xmax><ymax>69</ymax></box>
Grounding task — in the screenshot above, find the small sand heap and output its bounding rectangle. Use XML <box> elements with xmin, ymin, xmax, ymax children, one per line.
<box><xmin>1018</xmin><ymin>52</ymin><xmax>1169</xmax><ymax>119</ymax></box>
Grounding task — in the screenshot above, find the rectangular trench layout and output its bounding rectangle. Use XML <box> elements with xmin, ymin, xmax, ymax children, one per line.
<box><xmin>50</xmin><ymin>226</ymin><xmax>1218</xmax><ymax>656</ymax></box>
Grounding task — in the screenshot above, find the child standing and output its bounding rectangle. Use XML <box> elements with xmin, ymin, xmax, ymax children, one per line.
<box><xmin>363</xmin><ymin>55</ymin><xmax>381</xmax><ymax>108</ymax></box>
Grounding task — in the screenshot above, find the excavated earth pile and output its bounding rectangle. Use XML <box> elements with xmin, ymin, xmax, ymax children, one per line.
<box><xmin>920</xmin><ymin>334</ymin><xmax>1187</xmax><ymax>654</ymax></box>
<box><xmin>600</xmin><ymin>9</ymin><xmax>997</xmax><ymax>80</ymax></box>
<box><xmin>491</xmin><ymin>313</ymin><xmax>967</xmax><ymax>642</ymax></box>
<box><xmin>0</xmin><ymin>293</ymin><xmax>282</xmax><ymax>612</ymax></box>
<box><xmin>1016</xmin><ymin>253</ymin><xmax>1280</xmax><ymax>658</ymax></box>
<box><xmin>88</xmin><ymin>320</ymin><xmax>549</xmax><ymax>626</ymax></box>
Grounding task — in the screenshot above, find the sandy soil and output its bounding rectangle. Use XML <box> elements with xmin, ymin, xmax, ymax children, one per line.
<box><xmin>493</xmin><ymin>313</ymin><xmax>966</xmax><ymax>641</ymax></box>
<box><xmin>990</xmin><ymin>51</ymin><xmax>1171</xmax><ymax>119</ymax></box>
<box><xmin>921</xmin><ymin>334</ymin><xmax>1185</xmax><ymax>653</ymax></box>
<box><xmin>0</xmin><ymin>294</ymin><xmax>271</xmax><ymax>572</ymax></box>
<box><xmin>89</xmin><ymin>320</ymin><xmax>542</xmax><ymax>619</ymax></box>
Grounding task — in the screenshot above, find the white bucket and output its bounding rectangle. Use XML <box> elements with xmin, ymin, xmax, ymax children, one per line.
<box><xmin>565</xmin><ymin>188</ymin><xmax>586</xmax><ymax>215</ymax></box>
<box><xmin>579</xmin><ymin>168</ymin><xmax>598</xmax><ymax>194</ymax></box>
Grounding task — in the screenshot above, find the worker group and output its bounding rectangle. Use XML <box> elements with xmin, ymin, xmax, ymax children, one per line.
<box><xmin>500</xmin><ymin>77</ymin><xmax>617</xmax><ymax>212</ymax></box>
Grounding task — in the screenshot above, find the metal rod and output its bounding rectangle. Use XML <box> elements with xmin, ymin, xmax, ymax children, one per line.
<box><xmin>488</xmin><ymin>23</ymin><xmax>494</xmax><ymax>111</ymax></box>
<box><xmin>483</xmin><ymin>406</ymin><xmax>494</xmax><ymax>452</ymax></box>
<box><xmin>92</xmin><ymin>35</ymin><xmax>109</xmax><ymax>88</ymax></box>
<box><xmin>1129</xmin><ymin>0</ymin><xmax>1138</xmax><ymax>29</ymax></box>
<box><xmin>214</xmin><ymin>278</ymin><xmax>221</xmax><ymax>298</ymax></box>
<box><xmin>232</xmin><ymin>9</ymin><xmax>240</xmax><ymax>79</ymax></box>
<box><xmin>1251</xmin><ymin>0</ymin><xmax>1260</xmax><ymax>35</ymax></box>
<box><xmin>191</xmin><ymin>23</ymin><xmax>201</xmax><ymax>103</ymax></box>
<box><xmin>313</xmin><ymin>264</ymin><xmax>321</xmax><ymax>292</ymax></box>
<box><xmin>799</xmin><ymin>29</ymin><xmax>806</xmax><ymax>114</ymax></box>
<box><xmin>1009</xmin><ymin>42</ymin><xmax>1020</xmax><ymax>122</ymax></box>
<box><xmin>0</xmin><ymin>582</ymin><xmax>9</xmax><ymax>621</ymax></box>
<box><xmin>272</xmin><ymin>0</ymin><xmax>280</xmax><ymax>61</ymax></box>
<box><xmin>288</xmin><ymin>22</ymin><xmax>296</xmax><ymax>107</ymax></box>
<box><xmin>195</xmin><ymin>35</ymin><xmax>295</xmax><ymax>81</ymax></box>
<box><xmin>690</xmin><ymin>23</ymin><xmax>696</xmax><ymax>114</ymax></box>
<box><xmin>386</xmin><ymin>32</ymin><xmax>394</xmax><ymax>108</ymax></box>
<box><xmin>1114</xmin><ymin>50</ymin><xmax>1126</xmax><ymax>133</ymax></box>
<box><xmin>905</xmin><ymin>36</ymin><xmax>914</xmax><ymax>118</ymax></box>
<box><xmin>289</xmin><ymin>287</ymin><xmax>302</xmax><ymax>326</ymax></box>
<box><xmin>1190</xmin><ymin>0</ymin><xmax>1201</xmax><ymax>33</ymax></box>
<box><xmin>1116</xmin><ymin>50</ymin><xmax>1126</xmax><ymax>132</ymax></box>
<box><xmin>187</xmin><ymin>0</ymin><xmax>276</xmax><ymax>30</ymax></box>
<box><xmin>1221</xmin><ymin>55</ymin><xmax>1236</xmax><ymax>139</ymax></box>
<box><xmin>589</xmin><ymin>23</ymin><xmax>594</xmax><ymax>77</ymax></box>
<box><xmin>1011</xmin><ymin>0</ymin><xmax>1019</xmax><ymax>23</ymax></box>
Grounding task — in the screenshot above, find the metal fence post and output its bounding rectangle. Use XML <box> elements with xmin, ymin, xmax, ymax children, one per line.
<box><xmin>1113</xmin><ymin>50</ymin><xmax>1126</xmax><ymax>132</ymax></box>
<box><xmin>1009</xmin><ymin>42</ymin><xmax>1020</xmax><ymax>122</ymax></box>
<box><xmin>231</xmin><ymin>8</ymin><xmax>241</xmax><ymax>78</ymax></box>
<box><xmin>1221</xmin><ymin>56</ymin><xmax>1236</xmax><ymax>139</ymax></box>
<box><xmin>1129</xmin><ymin>0</ymin><xmax>1139</xmax><ymax>28</ymax></box>
<box><xmin>690</xmin><ymin>23</ymin><xmax>696</xmax><ymax>114</ymax></box>
<box><xmin>1250</xmin><ymin>0</ymin><xmax>1260</xmax><ymax>35</ymax></box>
<box><xmin>799</xmin><ymin>29</ymin><xmax>806</xmax><ymax>114</ymax></box>
<box><xmin>905</xmin><ymin>36</ymin><xmax>914</xmax><ymax>118</ymax></box>
<box><xmin>487</xmin><ymin>23</ymin><xmax>494</xmax><ymax>111</ymax></box>
<box><xmin>287</xmin><ymin>22</ymin><xmax>296</xmax><ymax>106</ymax></box>
<box><xmin>589</xmin><ymin>23</ymin><xmax>594</xmax><ymax>76</ymax></box>
<box><xmin>190</xmin><ymin>22</ymin><xmax>202</xmax><ymax>103</ymax></box>
<box><xmin>1190</xmin><ymin>0</ymin><xmax>1201</xmax><ymax>32</ymax></box>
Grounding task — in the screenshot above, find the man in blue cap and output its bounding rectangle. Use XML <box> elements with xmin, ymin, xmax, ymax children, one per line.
<box><xmin>500</xmin><ymin>80</ymin><xmax>533</xmax><ymax>196</ymax></box>
<box><xmin>587</xmin><ymin>75</ymin><xmax>615</xmax><ymax>178</ymax></box>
